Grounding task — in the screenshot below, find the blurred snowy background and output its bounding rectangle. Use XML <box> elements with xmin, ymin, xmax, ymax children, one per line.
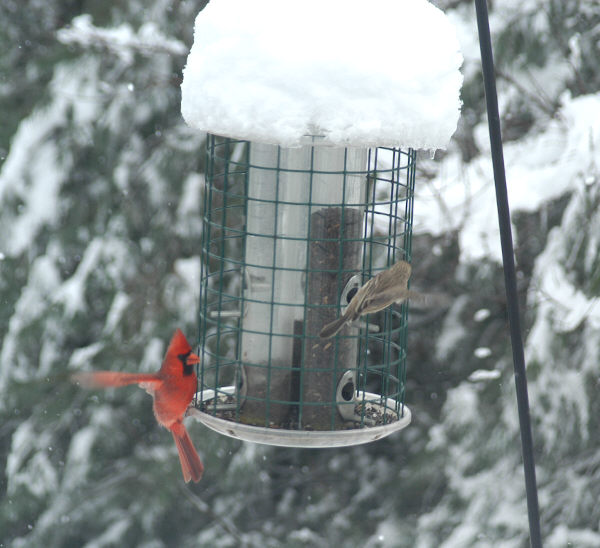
<box><xmin>1</xmin><ymin>1</ymin><xmax>599</xmax><ymax>546</ymax></box>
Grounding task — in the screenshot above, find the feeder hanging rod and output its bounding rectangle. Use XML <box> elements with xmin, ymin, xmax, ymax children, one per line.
<box><xmin>474</xmin><ymin>1</ymin><xmax>543</xmax><ymax>546</ymax></box>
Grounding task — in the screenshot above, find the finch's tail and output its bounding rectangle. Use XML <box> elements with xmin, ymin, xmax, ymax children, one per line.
<box><xmin>171</xmin><ymin>422</ymin><xmax>204</xmax><ymax>483</ymax></box>
<box><xmin>319</xmin><ymin>316</ymin><xmax>349</xmax><ymax>339</ymax></box>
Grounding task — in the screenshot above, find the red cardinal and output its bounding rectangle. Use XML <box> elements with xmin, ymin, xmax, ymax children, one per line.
<box><xmin>72</xmin><ymin>329</ymin><xmax>204</xmax><ymax>483</ymax></box>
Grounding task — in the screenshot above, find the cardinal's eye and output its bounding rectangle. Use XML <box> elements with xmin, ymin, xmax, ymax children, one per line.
<box><xmin>178</xmin><ymin>352</ymin><xmax>195</xmax><ymax>376</ymax></box>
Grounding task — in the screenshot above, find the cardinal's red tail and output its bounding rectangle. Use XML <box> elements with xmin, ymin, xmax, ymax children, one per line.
<box><xmin>71</xmin><ymin>371</ymin><xmax>162</xmax><ymax>389</ymax></box>
<box><xmin>171</xmin><ymin>421</ymin><xmax>204</xmax><ymax>483</ymax></box>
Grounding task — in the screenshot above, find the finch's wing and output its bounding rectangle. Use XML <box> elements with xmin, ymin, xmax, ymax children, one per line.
<box><xmin>360</xmin><ymin>288</ymin><xmax>410</xmax><ymax>315</ymax></box>
<box><xmin>354</xmin><ymin>260</ymin><xmax>411</xmax><ymax>315</ymax></box>
<box><xmin>389</xmin><ymin>260</ymin><xmax>412</xmax><ymax>288</ymax></box>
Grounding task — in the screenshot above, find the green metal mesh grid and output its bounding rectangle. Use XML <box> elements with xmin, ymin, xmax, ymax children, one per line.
<box><xmin>196</xmin><ymin>134</ymin><xmax>416</xmax><ymax>433</ymax></box>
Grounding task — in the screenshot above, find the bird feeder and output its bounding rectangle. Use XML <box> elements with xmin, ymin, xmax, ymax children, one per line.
<box><xmin>190</xmin><ymin>135</ymin><xmax>414</xmax><ymax>446</ymax></box>
<box><xmin>180</xmin><ymin>0</ymin><xmax>463</xmax><ymax>447</ymax></box>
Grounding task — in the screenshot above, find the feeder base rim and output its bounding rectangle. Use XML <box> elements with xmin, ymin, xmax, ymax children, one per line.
<box><xmin>188</xmin><ymin>387</ymin><xmax>411</xmax><ymax>448</ymax></box>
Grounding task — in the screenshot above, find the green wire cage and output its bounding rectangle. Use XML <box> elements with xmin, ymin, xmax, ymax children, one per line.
<box><xmin>189</xmin><ymin>134</ymin><xmax>415</xmax><ymax>447</ymax></box>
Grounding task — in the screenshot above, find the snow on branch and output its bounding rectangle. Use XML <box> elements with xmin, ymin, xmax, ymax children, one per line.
<box><xmin>57</xmin><ymin>14</ymin><xmax>187</xmax><ymax>63</ymax></box>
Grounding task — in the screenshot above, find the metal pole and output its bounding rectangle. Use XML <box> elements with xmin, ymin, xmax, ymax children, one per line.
<box><xmin>473</xmin><ymin>1</ymin><xmax>543</xmax><ymax>546</ymax></box>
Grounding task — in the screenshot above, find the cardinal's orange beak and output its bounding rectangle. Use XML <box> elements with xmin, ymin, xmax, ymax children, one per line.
<box><xmin>187</xmin><ymin>352</ymin><xmax>201</xmax><ymax>365</ymax></box>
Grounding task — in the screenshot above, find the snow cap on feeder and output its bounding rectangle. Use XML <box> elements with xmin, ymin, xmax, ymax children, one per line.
<box><xmin>181</xmin><ymin>0</ymin><xmax>463</xmax><ymax>150</ymax></box>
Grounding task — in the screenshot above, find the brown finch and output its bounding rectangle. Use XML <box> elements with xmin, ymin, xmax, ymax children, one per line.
<box><xmin>319</xmin><ymin>260</ymin><xmax>417</xmax><ymax>338</ymax></box>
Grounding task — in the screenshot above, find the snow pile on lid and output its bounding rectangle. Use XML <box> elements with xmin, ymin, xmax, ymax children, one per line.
<box><xmin>181</xmin><ymin>0</ymin><xmax>463</xmax><ymax>149</ymax></box>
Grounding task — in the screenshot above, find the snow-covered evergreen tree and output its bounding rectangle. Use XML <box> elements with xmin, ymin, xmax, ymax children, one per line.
<box><xmin>1</xmin><ymin>1</ymin><xmax>599</xmax><ymax>546</ymax></box>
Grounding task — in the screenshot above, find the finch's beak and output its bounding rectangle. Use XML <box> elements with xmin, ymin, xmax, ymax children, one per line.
<box><xmin>187</xmin><ymin>352</ymin><xmax>201</xmax><ymax>365</ymax></box>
